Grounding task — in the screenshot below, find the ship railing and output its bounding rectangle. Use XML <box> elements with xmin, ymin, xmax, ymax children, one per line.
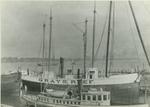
<box><xmin>23</xmin><ymin>94</ymin><xmax>37</xmax><ymax>102</ymax></box>
<box><xmin>37</xmin><ymin>95</ymin><xmax>81</xmax><ymax>105</ymax></box>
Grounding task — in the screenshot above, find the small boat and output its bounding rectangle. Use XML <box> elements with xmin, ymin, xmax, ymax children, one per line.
<box><xmin>21</xmin><ymin>88</ymin><xmax>112</xmax><ymax>107</ymax></box>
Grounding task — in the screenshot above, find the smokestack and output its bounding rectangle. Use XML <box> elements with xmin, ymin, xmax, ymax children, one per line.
<box><xmin>60</xmin><ymin>57</ymin><xmax>64</xmax><ymax>78</ymax></box>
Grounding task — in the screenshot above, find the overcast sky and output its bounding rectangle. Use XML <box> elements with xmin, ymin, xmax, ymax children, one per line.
<box><xmin>1</xmin><ymin>1</ymin><xmax>150</xmax><ymax>60</ymax></box>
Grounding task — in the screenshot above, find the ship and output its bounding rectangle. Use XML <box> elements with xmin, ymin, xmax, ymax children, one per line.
<box><xmin>21</xmin><ymin>1</ymin><xmax>150</xmax><ymax>105</ymax></box>
<box><xmin>20</xmin><ymin>69</ymin><xmax>149</xmax><ymax>107</ymax></box>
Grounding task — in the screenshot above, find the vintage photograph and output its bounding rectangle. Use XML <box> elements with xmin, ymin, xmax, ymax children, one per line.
<box><xmin>1</xmin><ymin>0</ymin><xmax>150</xmax><ymax>107</ymax></box>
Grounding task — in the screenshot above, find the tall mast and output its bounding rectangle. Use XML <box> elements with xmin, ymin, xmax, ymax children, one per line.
<box><xmin>105</xmin><ymin>1</ymin><xmax>112</xmax><ymax>77</ymax></box>
<box><xmin>41</xmin><ymin>23</ymin><xmax>46</xmax><ymax>92</ymax></box>
<box><xmin>83</xmin><ymin>19</ymin><xmax>88</xmax><ymax>78</ymax></box>
<box><xmin>42</xmin><ymin>23</ymin><xmax>46</xmax><ymax>73</ymax></box>
<box><xmin>48</xmin><ymin>9</ymin><xmax>52</xmax><ymax>73</ymax></box>
<box><xmin>128</xmin><ymin>1</ymin><xmax>150</xmax><ymax>66</ymax></box>
<box><xmin>92</xmin><ymin>2</ymin><xmax>96</xmax><ymax>68</ymax></box>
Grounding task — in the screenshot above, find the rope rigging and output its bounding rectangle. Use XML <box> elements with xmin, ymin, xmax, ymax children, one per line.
<box><xmin>125</xmin><ymin>2</ymin><xmax>141</xmax><ymax>64</ymax></box>
<box><xmin>129</xmin><ymin>1</ymin><xmax>150</xmax><ymax>67</ymax></box>
<box><xmin>94</xmin><ymin>9</ymin><xmax>108</xmax><ymax>62</ymax></box>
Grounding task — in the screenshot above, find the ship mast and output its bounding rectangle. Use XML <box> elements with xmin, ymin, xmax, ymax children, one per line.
<box><xmin>92</xmin><ymin>2</ymin><xmax>96</xmax><ymax>68</ymax></box>
<box><xmin>48</xmin><ymin>9</ymin><xmax>52</xmax><ymax>73</ymax></box>
<box><xmin>42</xmin><ymin>23</ymin><xmax>46</xmax><ymax>74</ymax></box>
<box><xmin>41</xmin><ymin>23</ymin><xmax>46</xmax><ymax>92</ymax></box>
<box><xmin>105</xmin><ymin>1</ymin><xmax>112</xmax><ymax>77</ymax></box>
<box><xmin>83</xmin><ymin>19</ymin><xmax>88</xmax><ymax>78</ymax></box>
<box><xmin>128</xmin><ymin>1</ymin><xmax>150</xmax><ymax>67</ymax></box>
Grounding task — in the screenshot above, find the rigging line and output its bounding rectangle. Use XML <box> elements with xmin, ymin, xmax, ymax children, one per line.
<box><xmin>74</xmin><ymin>21</ymin><xmax>86</xmax><ymax>25</ymax></box>
<box><xmin>94</xmin><ymin>10</ymin><xmax>108</xmax><ymax>61</ymax></box>
<box><xmin>72</xmin><ymin>23</ymin><xmax>84</xmax><ymax>33</ymax></box>
<box><xmin>94</xmin><ymin>1</ymin><xmax>109</xmax><ymax>59</ymax></box>
<box><xmin>109</xmin><ymin>1</ymin><xmax>115</xmax><ymax>74</ymax></box>
<box><xmin>89</xmin><ymin>1</ymin><xmax>109</xmax><ymax>68</ymax></box>
<box><xmin>38</xmin><ymin>24</ymin><xmax>45</xmax><ymax>60</ymax></box>
<box><xmin>125</xmin><ymin>2</ymin><xmax>141</xmax><ymax>63</ymax></box>
<box><xmin>129</xmin><ymin>1</ymin><xmax>150</xmax><ymax>67</ymax></box>
<box><xmin>72</xmin><ymin>20</ymin><xmax>91</xmax><ymax>31</ymax></box>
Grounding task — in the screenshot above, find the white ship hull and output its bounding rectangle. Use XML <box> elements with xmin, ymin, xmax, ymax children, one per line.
<box><xmin>22</xmin><ymin>73</ymin><xmax>141</xmax><ymax>86</ymax></box>
<box><xmin>21</xmin><ymin>73</ymin><xmax>141</xmax><ymax>104</ymax></box>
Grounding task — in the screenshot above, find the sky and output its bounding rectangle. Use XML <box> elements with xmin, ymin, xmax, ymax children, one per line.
<box><xmin>1</xmin><ymin>1</ymin><xmax>150</xmax><ymax>60</ymax></box>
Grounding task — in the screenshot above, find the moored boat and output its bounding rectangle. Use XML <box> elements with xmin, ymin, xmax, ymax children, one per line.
<box><xmin>20</xmin><ymin>69</ymin><xmax>148</xmax><ymax>107</ymax></box>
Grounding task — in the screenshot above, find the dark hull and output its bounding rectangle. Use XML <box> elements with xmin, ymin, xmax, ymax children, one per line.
<box><xmin>22</xmin><ymin>79</ymin><xmax>140</xmax><ymax>105</ymax></box>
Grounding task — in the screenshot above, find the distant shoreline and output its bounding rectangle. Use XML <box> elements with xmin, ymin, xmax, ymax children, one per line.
<box><xmin>1</xmin><ymin>57</ymin><xmax>146</xmax><ymax>63</ymax></box>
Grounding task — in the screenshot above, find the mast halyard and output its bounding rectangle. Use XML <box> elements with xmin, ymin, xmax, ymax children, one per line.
<box><xmin>92</xmin><ymin>2</ymin><xmax>96</xmax><ymax>68</ymax></box>
<box><xmin>83</xmin><ymin>19</ymin><xmax>88</xmax><ymax>78</ymax></box>
<box><xmin>128</xmin><ymin>1</ymin><xmax>150</xmax><ymax>67</ymax></box>
<box><xmin>105</xmin><ymin>1</ymin><xmax>112</xmax><ymax>77</ymax></box>
<box><xmin>48</xmin><ymin>9</ymin><xmax>52</xmax><ymax>73</ymax></box>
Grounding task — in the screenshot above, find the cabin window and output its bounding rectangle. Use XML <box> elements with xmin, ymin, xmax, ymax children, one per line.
<box><xmin>103</xmin><ymin>95</ymin><xmax>107</xmax><ymax>100</ymax></box>
<box><xmin>56</xmin><ymin>100</ymin><xmax>59</xmax><ymax>103</ymax></box>
<box><xmin>53</xmin><ymin>99</ymin><xmax>55</xmax><ymax>103</ymax></box>
<box><xmin>93</xmin><ymin>95</ymin><xmax>96</xmax><ymax>100</ymax></box>
<box><xmin>63</xmin><ymin>101</ymin><xmax>65</xmax><ymax>104</ymax></box>
<box><xmin>67</xmin><ymin>101</ymin><xmax>69</xmax><ymax>104</ymax></box>
<box><xmin>108</xmin><ymin>94</ymin><xmax>110</xmax><ymax>100</ymax></box>
<box><xmin>82</xmin><ymin>94</ymin><xmax>85</xmax><ymax>100</ymax></box>
<box><xmin>98</xmin><ymin>95</ymin><xmax>102</xmax><ymax>101</ymax></box>
<box><xmin>90</xmin><ymin>75</ymin><xmax>93</xmax><ymax>79</ymax></box>
<box><xmin>87</xmin><ymin>95</ymin><xmax>91</xmax><ymax>100</ymax></box>
<box><xmin>60</xmin><ymin>100</ymin><xmax>62</xmax><ymax>103</ymax></box>
<box><xmin>78</xmin><ymin>102</ymin><xmax>80</xmax><ymax>105</ymax></box>
<box><xmin>74</xmin><ymin>102</ymin><xmax>76</xmax><ymax>105</ymax></box>
<box><xmin>71</xmin><ymin>101</ymin><xmax>73</xmax><ymax>104</ymax></box>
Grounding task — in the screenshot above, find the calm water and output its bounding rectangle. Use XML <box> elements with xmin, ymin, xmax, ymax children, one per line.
<box><xmin>1</xmin><ymin>60</ymin><xmax>150</xmax><ymax>107</ymax></box>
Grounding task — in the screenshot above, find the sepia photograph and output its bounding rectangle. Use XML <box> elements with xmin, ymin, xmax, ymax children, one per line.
<box><xmin>1</xmin><ymin>0</ymin><xmax>150</xmax><ymax>107</ymax></box>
